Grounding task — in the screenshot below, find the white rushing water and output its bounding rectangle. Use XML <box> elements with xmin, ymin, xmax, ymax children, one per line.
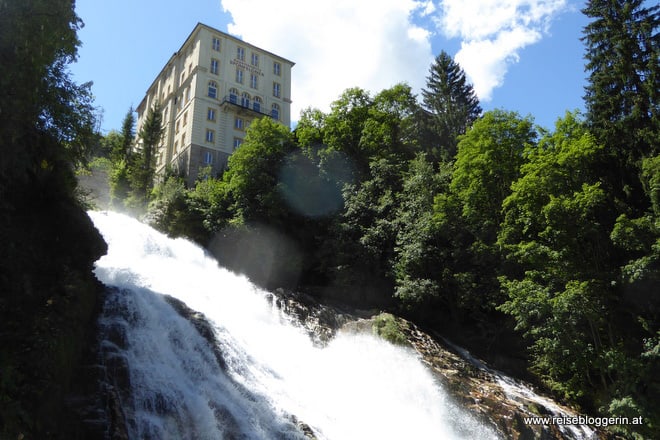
<box><xmin>90</xmin><ymin>211</ymin><xmax>499</xmax><ymax>440</ymax></box>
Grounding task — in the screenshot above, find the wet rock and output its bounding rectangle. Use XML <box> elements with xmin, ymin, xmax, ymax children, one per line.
<box><xmin>163</xmin><ymin>294</ymin><xmax>227</xmax><ymax>370</ymax></box>
<box><xmin>350</xmin><ymin>314</ymin><xmax>608</xmax><ymax>440</ymax></box>
<box><xmin>237</xmin><ymin>287</ymin><xmax>611</xmax><ymax>439</ymax></box>
<box><xmin>267</xmin><ymin>288</ymin><xmax>367</xmax><ymax>346</ymax></box>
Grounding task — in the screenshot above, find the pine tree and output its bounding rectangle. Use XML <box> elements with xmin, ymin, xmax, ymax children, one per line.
<box><xmin>120</xmin><ymin>106</ymin><xmax>136</xmax><ymax>161</ymax></box>
<box><xmin>129</xmin><ymin>102</ymin><xmax>163</xmax><ymax>208</ymax></box>
<box><xmin>582</xmin><ymin>0</ymin><xmax>660</xmax><ymax>208</ymax></box>
<box><xmin>421</xmin><ymin>51</ymin><xmax>482</xmax><ymax>161</ymax></box>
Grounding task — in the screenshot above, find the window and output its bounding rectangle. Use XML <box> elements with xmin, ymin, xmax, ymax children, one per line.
<box><xmin>251</xmin><ymin>53</ymin><xmax>259</xmax><ymax>67</ymax></box>
<box><xmin>273</xmin><ymin>61</ymin><xmax>281</xmax><ymax>76</ymax></box>
<box><xmin>237</xmin><ymin>46</ymin><xmax>245</xmax><ymax>61</ymax></box>
<box><xmin>235</xmin><ymin>117</ymin><xmax>244</xmax><ymax>130</ymax></box>
<box><xmin>273</xmin><ymin>82</ymin><xmax>281</xmax><ymax>98</ymax></box>
<box><xmin>207</xmin><ymin>108</ymin><xmax>216</xmax><ymax>121</ymax></box>
<box><xmin>241</xmin><ymin>92</ymin><xmax>250</xmax><ymax>108</ymax></box>
<box><xmin>183</xmin><ymin>111</ymin><xmax>188</xmax><ymax>126</ymax></box>
<box><xmin>212</xmin><ymin>37</ymin><xmax>221</xmax><ymax>51</ymax></box>
<box><xmin>271</xmin><ymin>103</ymin><xmax>280</xmax><ymax>120</ymax></box>
<box><xmin>253</xmin><ymin>96</ymin><xmax>262</xmax><ymax>113</ymax></box>
<box><xmin>250</xmin><ymin>74</ymin><xmax>258</xmax><ymax>89</ymax></box>
<box><xmin>204</xmin><ymin>151</ymin><xmax>213</xmax><ymax>164</ymax></box>
<box><xmin>206</xmin><ymin>130</ymin><xmax>215</xmax><ymax>143</ymax></box>
<box><xmin>233</xmin><ymin>137</ymin><xmax>243</xmax><ymax>150</ymax></box>
<box><xmin>208</xmin><ymin>81</ymin><xmax>218</xmax><ymax>98</ymax></box>
<box><xmin>210</xmin><ymin>58</ymin><xmax>219</xmax><ymax>75</ymax></box>
<box><xmin>236</xmin><ymin>69</ymin><xmax>243</xmax><ymax>84</ymax></box>
<box><xmin>229</xmin><ymin>88</ymin><xmax>239</xmax><ymax>104</ymax></box>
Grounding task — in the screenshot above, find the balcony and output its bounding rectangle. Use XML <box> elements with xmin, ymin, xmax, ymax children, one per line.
<box><xmin>221</xmin><ymin>94</ymin><xmax>267</xmax><ymax>117</ymax></box>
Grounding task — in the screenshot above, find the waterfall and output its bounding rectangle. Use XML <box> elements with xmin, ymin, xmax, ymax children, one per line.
<box><xmin>90</xmin><ymin>211</ymin><xmax>499</xmax><ymax>440</ymax></box>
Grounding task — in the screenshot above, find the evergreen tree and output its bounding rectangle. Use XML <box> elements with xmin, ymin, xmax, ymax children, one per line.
<box><xmin>129</xmin><ymin>102</ymin><xmax>163</xmax><ymax>208</ymax></box>
<box><xmin>113</xmin><ymin>106</ymin><xmax>135</xmax><ymax>162</ymax></box>
<box><xmin>582</xmin><ymin>0</ymin><xmax>660</xmax><ymax>208</ymax></box>
<box><xmin>421</xmin><ymin>51</ymin><xmax>482</xmax><ymax>161</ymax></box>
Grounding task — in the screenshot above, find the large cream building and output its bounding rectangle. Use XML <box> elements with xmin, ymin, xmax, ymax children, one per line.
<box><xmin>135</xmin><ymin>23</ymin><xmax>294</xmax><ymax>184</ymax></box>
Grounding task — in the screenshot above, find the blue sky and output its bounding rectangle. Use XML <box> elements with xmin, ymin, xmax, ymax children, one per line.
<box><xmin>70</xmin><ymin>0</ymin><xmax>590</xmax><ymax>134</ymax></box>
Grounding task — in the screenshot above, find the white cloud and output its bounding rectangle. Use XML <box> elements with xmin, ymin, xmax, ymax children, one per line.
<box><xmin>436</xmin><ymin>0</ymin><xmax>567</xmax><ymax>100</ymax></box>
<box><xmin>220</xmin><ymin>0</ymin><xmax>434</xmax><ymax>120</ymax></box>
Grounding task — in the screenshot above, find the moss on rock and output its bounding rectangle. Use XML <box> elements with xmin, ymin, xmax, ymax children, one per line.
<box><xmin>372</xmin><ymin>312</ymin><xmax>409</xmax><ymax>346</ymax></box>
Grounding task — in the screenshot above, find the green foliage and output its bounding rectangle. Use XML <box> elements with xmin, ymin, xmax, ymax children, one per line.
<box><xmin>498</xmin><ymin>113</ymin><xmax>614</xmax><ymax>397</ymax></box>
<box><xmin>372</xmin><ymin>313</ymin><xmax>408</xmax><ymax>345</ymax></box>
<box><xmin>582</xmin><ymin>0</ymin><xmax>660</xmax><ymax>162</ymax></box>
<box><xmin>223</xmin><ymin>116</ymin><xmax>296</xmax><ymax>224</ymax></box>
<box><xmin>392</xmin><ymin>155</ymin><xmax>449</xmax><ymax>308</ymax></box>
<box><xmin>582</xmin><ymin>0</ymin><xmax>660</xmax><ymax>215</ymax></box>
<box><xmin>642</xmin><ymin>155</ymin><xmax>660</xmax><ymax>215</ymax></box>
<box><xmin>322</xmin><ymin>87</ymin><xmax>373</xmax><ymax>178</ymax></box>
<box><xmin>101</xmin><ymin>130</ymin><xmax>123</xmax><ymax>160</ymax></box>
<box><xmin>421</xmin><ymin>51</ymin><xmax>482</xmax><ymax>160</ymax></box>
<box><xmin>109</xmin><ymin>159</ymin><xmax>131</xmax><ymax>208</ymax></box>
<box><xmin>0</xmin><ymin>2</ymin><xmax>108</xmax><ymax>437</ymax></box>
<box><xmin>450</xmin><ymin>110</ymin><xmax>536</xmax><ymax>241</ymax></box>
<box><xmin>119</xmin><ymin>106</ymin><xmax>136</xmax><ymax>161</ymax></box>
<box><xmin>127</xmin><ymin>102</ymin><xmax>163</xmax><ymax>211</ymax></box>
<box><xmin>361</xmin><ymin>83</ymin><xmax>422</xmax><ymax>162</ymax></box>
<box><xmin>0</xmin><ymin>0</ymin><xmax>96</xmax><ymax>193</ymax></box>
<box><xmin>316</xmin><ymin>157</ymin><xmax>401</xmax><ymax>303</ymax></box>
<box><xmin>413</xmin><ymin>110</ymin><xmax>538</xmax><ymax>322</ymax></box>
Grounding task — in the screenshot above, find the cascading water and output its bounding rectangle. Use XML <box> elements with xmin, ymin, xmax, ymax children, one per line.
<box><xmin>90</xmin><ymin>211</ymin><xmax>500</xmax><ymax>439</ymax></box>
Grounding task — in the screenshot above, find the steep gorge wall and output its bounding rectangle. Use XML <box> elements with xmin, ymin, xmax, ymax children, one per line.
<box><xmin>0</xmin><ymin>189</ymin><xmax>109</xmax><ymax>438</ymax></box>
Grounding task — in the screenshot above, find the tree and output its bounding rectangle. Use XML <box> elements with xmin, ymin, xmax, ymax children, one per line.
<box><xmin>107</xmin><ymin>108</ymin><xmax>136</xmax><ymax>209</ymax></box>
<box><xmin>321</xmin><ymin>87</ymin><xmax>374</xmax><ymax>180</ymax></box>
<box><xmin>360</xmin><ymin>83</ymin><xmax>423</xmax><ymax>162</ymax></box>
<box><xmin>497</xmin><ymin>113</ymin><xmax>613</xmax><ymax>398</ymax></box>
<box><xmin>0</xmin><ymin>1</ymin><xmax>107</xmax><ymax>437</ymax></box>
<box><xmin>320</xmin><ymin>157</ymin><xmax>402</xmax><ymax>305</ymax></box>
<box><xmin>111</xmin><ymin>107</ymin><xmax>135</xmax><ymax>162</ymax></box>
<box><xmin>446</xmin><ymin>110</ymin><xmax>535</xmax><ymax>244</ymax></box>
<box><xmin>421</xmin><ymin>51</ymin><xmax>482</xmax><ymax>161</ymax></box>
<box><xmin>494</xmin><ymin>114</ymin><xmax>660</xmax><ymax>437</ymax></box>
<box><xmin>430</xmin><ymin>110</ymin><xmax>537</xmax><ymax>322</ymax></box>
<box><xmin>392</xmin><ymin>154</ymin><xmax>450</xmax><ymax>313</ymax></box>
<box><xmin>0</xmin><ymin>0</ymin><xmax>96</xmax><ymax>189</ymax></box>
<box><xmin>128</xmin><ymin>101</ymin><xmax>163</xmax><ymax>209</ymax></box>
<box><xmin>223</xmin><ymin>116</ymin><xmax>295</xmax><ymax>224</ymax></box>
<box><xmin>582</xmin><ymin>0</ymin><xmax>660</xmax><ymax>209</ymax></box>
<box><xmin>210</xmin><ymin>117</ymin><xmax>304</xmax><ymax>289</ymax></box>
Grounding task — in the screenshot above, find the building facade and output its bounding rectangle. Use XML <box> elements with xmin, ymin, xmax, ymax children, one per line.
<box><xmin>135</xmin><ymin>23</ymin><xmax>294</xmax><ymax>185</ymax></box>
